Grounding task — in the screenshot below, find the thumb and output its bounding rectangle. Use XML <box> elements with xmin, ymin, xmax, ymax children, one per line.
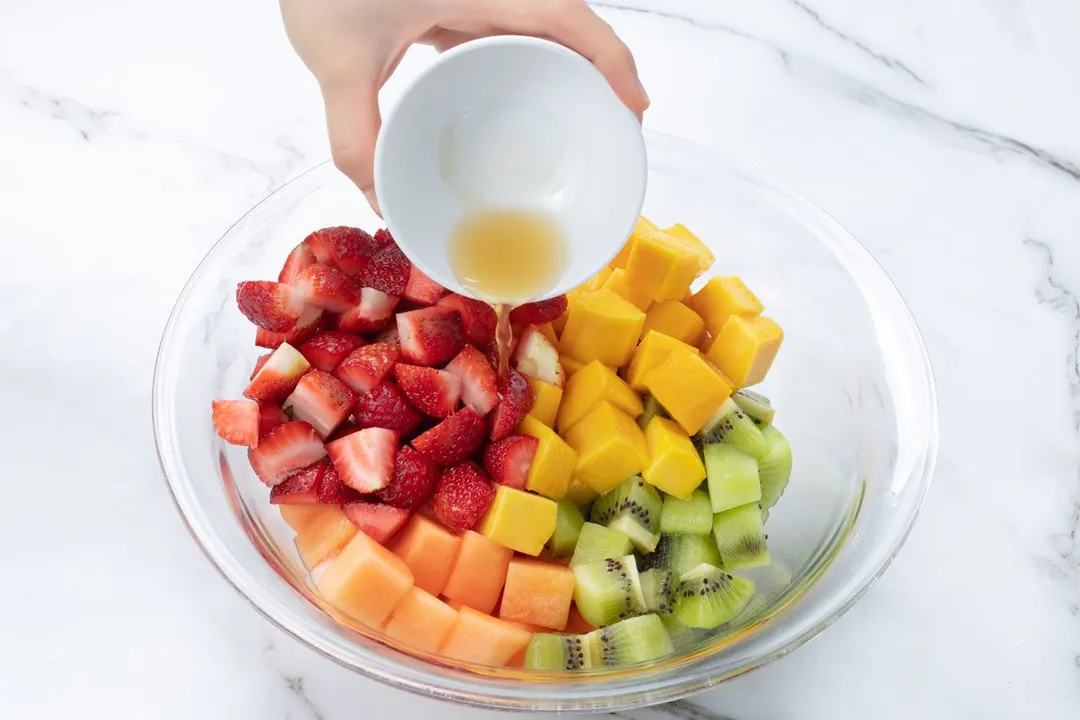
<box><xmin>320</xmin><ymin>71</ymin><xmax>382</xmax><ymax>215</ymax></box>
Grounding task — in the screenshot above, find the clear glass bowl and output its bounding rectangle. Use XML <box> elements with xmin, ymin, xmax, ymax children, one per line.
<box><xmin>153</xmin><ymin>131</ymin><xmax>937</xmax><ymax>712</ymax></box>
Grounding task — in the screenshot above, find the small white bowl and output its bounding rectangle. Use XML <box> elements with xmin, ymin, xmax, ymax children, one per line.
<box><xmin>374</xmin><ymin>35</ymin><xmax>648</xmax><ymax>302</ymax></box>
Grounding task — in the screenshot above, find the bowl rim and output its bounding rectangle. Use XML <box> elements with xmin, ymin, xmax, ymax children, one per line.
<box><xmin>152</xmin><ymin>129</ymin><xmax>938</xmax><ymax>712</ymax></box>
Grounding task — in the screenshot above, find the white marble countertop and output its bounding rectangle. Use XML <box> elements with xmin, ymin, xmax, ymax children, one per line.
<box><xmin>2</xmin><ymin>0</ymin><xmax>1077</xmax><ymax>718</ymax></box>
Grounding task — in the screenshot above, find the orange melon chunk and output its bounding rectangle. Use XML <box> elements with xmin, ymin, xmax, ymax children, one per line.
<box><xmin>564</xmin><ymin>604</ymin><xmax>597</xmax><ymax>634</ymax></box>
<box><xmin>441</xmin><ymin>530</ymin><xmax>513</xmax><ymax>614</ymax></box>
<box><xmin>280</xmin><ymin>504</ymin><xmax>330</xmax><ymax>533</ymax></box>
<box><xmin>389</xmin><ymin>515</ymin><xmax>462</xmax><ymax>596</ymax></box>
<box><xmin>294</xmin><ymin>506</ymin><xmax>357</xmax><ymax>569</ymax></box>
<box><xmin>439</xmin><ymin>606</ymin><xmax>533</xmax><ymax>666</ymax></box>
<box><xmin>317</xmin><ymin>530</ymin><xmax>414</xmax><ymax>627</ymax></box>
<box><xmin>498</xmin><ymin>558</ymin><xmax>575</xmax><ymax>631</ymax></box>
<box><xmin>382</xmin><ymin>587</ymin><xmax>459</xmax><ymax>654</ymax></box>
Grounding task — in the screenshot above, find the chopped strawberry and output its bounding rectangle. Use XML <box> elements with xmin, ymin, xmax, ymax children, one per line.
<box><xmin>248</xmin><ymin>421</ymin><xmax>327</xmax><ymax>486</ymax></box>
<box><xmin>211</xmin><ymin>399</ymin><xmax>260</xmax><ymax>447</ymax></box>
<box><xmin>244</xmin><ymin>343</ymin><xmax>312</xmax><ymax>401</ymax></box>
<box><xmin>482</xmin><ymin>341</ymin><xmax>504</xmax><ymax>371</ymax></box>
<box><xmin>251</xmin><ymin>352</ymin><xmax>272</xmax><ymax>380</ymax></box>
<box><xmin>352</xmin><ymin>382</ymin><xmax>423</xmax><ymax>437</ymax></box>
<box><xmin>269</xmin><ymin>463</ymin><xmax>321</xmax><ymax>504</ymax></box>
<box><xmin>377</xmin><ymin>445</ymin><xmax>440</xmax><ymax>509</ymax></box>
<box><xmin>393</xmin><ymin>364</ymin><xmax>462</xmax><ymax>419</ymax></box>
<box><xmin>293</xmin><ymin>264</ymin><xmax>359</xmax><ymax>312</ymax></box>
<box><xmin>373</xmin><ymin>227</ymin><xmax>397</xmax><ymax>251</ymax></box>
<box><xmin>402</xmin><ymin>265</ymin><xmax>448</xmax><ymax>306</ymax></box>
<box><xmin>342</xmin><ymin>502</ymin><xmax>411</xmax><ymax>544</ymax></box>
<box><xmin>298</xmin><ymin>331</ymin><xmax>365</xmax><ymax>372</ymax></box>
<box><xmin>311</xmin><ymin>226</ymin><xmax>379</xmax><ymax>276</ymax></box>
<box><xmin>334</xmin><ymin>343</ymin><xmax>400</xmax><ymax>394</ymax></box>
<box><xmin>397</xmin><ymin>306</ymin><xmax>466</xmax><ymax>367</ymax></box>
<box><xmin>326</xmin><ymin>426</ymin><xmax>398</xmax><ymax>492</ymax></box>
<box><xmin>412</xmin><ymin>406</ymin><xmax>487</xmax><ymax>466</ymax></box>
<box><xmin>362</xmin><ymin>244</ymin><xmax>411</xmax><ymax>296</ymax></box>
<box><xmin>509</xmin><ymin>295</ymin><xmax>568</xmax><ymax>325</ymax></box>
<box><xmin>488</xmin><ymin>369</ymin><xmax>534</xmax><ymax>441</ymax></box>
<box><xmin>436</xmin><ymin>294</ymin><xmax>497</xmax><ymax>347</ymax></box>
<box><xmin>313</xmin><ymin>460</ymin><xmax>364</xmax><ymax>503</ymax></box>
<box><xmin>336</xmin><ymin>288</ymin><xmax>399</xmax><ymax>334</ymax></box>
<box><xmin>278</xmin><ymin>243</ymin><xmax>318</xmax><ymax>284</ymax></box>
<box><xmin>255</xmin><ymin>306</ymin><xmax>324</xmax><ymax>349</ymax></box>
<box><xmin>445</xmin><ymin>346</ymin><xmax>498</xmax><ymax>416</ymax></box>
<box><xmin>301</xmin><ymin>228</ymin><xmax>336</xmax><ymax>265</ymax></box>
<box><xmin>432</xmin><ymin>463</ymin><xmax>496</xmax><ymax>532</ymax></box>
<box><xmin>258</xmin><ymin>400</ymin><xmax>290</xmax><ymax>435</ymax></box>
<box><xmin>513</xmin><ymin>325</ymin><xmax>565</xmax><ymax>387</ymax></box>
<box><xmin>282</xmin><ymin>370</ymin><xmax>355</xmax><ymax>438</ymax></box>
<box><xmin>482</xmin><ymin>434</ymin><xmax>539</xmax><ymax>490</ymax></box>
<box><xmin>236</xmin><ymin>281</ymin><xmax>306</xmax><ymax>332</ymax></box>
<box><xmin>374</xmin><ymin>324</ymin><xmax>400</xmax><ymax>346</ymax></box>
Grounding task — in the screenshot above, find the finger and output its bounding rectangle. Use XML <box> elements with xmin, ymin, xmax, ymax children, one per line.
<box><xmin>423</xmin><ymin>28</ymin><xmax>483</xmax><ymax>53</ymax></box>
<box><xmin>320</xmin><ymin>70</ymin><xmax>382</xmax><ymax>215</ymax></box>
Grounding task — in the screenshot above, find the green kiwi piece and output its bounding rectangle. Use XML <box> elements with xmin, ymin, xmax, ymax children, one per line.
<box><xmin>732</xmin><ymin>389</ymin><xmax>775</xmax><ymax>426</ymax></box>
<box><xmin>587</xmin><ymin>613</ymin><xmax>674</xmax><ymax>667</ymax></box>
<box><xmin>636</xmin><ymin>393</ymin><xmax>670</xmax><ymax>430</ymax></box>
<box><xmin>547</xmin><ymin>500</ymin><xmax>586</xmax><ymax>558</ymax></box>
<box><xmin>660</xmin><ymin>614</ymin><xmax>695</xmax><ymax>641</ymax></box>
<box><xmin>696</xmin><ymin>399</ymin><xmax>767</xmax><ymax>458</ymax></box>
<box><xmin>590</xmin><ymin>476</ymin><xmax>663</xmax><ymax>553</ymax></box>
<box><xmin>673</xmin><ymin>563</ymin><xmax>757</xmax><ymax>629</ymax></box>
<box><xmin>659</xmin><ymin>489</ymin><xmax>713</xmax><ymax>535</ymax></box>
<box><xmin>704</xmin><ymin>443</ymin><xmax>761</xmax><ymax>513</ymax></box>
<box><xmin>639</xmin><ymin>569</ymin><xmax>677</xmax><ymax>615</ymax></box>
<box><xmin>713</xmin><ymin>503</ymin><xmax>771</xmax><ymax>570</ymax></box>
<box><xmin>524</xmin><ymin>632</ymin><xmax>596</xmax><ymax>670</ymax></box>
<box><xmin>758</xmin><ymin>426</ymin><xmax>792</xmax><ymax>519</ymax></box>
<box><xmin>641</xmin><ymin>533</ymin><xmax>722</xmax><ymax>578</ymax></box>
<box><xmin>570</xmin><ymin>522</ymin><xmax>633</xmax><ymax>566</ymax></box>
<box><xmin>572</xmin><ymin>555</ymin><xmax>647</xmax><ymax>627</ymax></box>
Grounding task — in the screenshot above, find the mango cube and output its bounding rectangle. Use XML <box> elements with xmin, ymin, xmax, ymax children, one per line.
<box><xmin>643</xmin><ymin>347</ymin><xmax>734</xmax><ymax>435</ymax></box>
<box><xmin>537</xmin><ymin>323</ymin><xmax>560</xmax><ymax>347</ymax></box>
<box><xmin>705</xmin><ymin>314</ymin><xmax>783</xmax><ymax>387</ymax></box>
<box><xmin>518</xmin><ymin>415</ymin><xmax>578</xmax><ymax>499</ymax></box>
<box><xmin>478</xmin><ymin>485</ymin><xmax>558</xmax><ymax>556</ymax></box>
<box><xmin>565</xmin><ymin>476</ymin><xmax>599</xmax><ymax>507</ymax></box>
<box><xmin>602</xmin><ymin>268</ymin><xmax>653</xmax><ymax>312</ymax></box>
<box><xmin>556</xmin><ymin>360</ymin><xmax>643</xmax><ymax>433</ymax></box>
<box><xmin>560</xmin><ymin>354</ymin><xmax>587</xmax><ymax>376</ymax></box>
<box><xmin>642</xmin><ymin>416</ymin><xmax>707</xmax><ymax>498</ymax></box>
<box><xmin>624</xmin><ymin>331</ymin><xmax>698</xmax><ymax>392</ymax></box>
<box><xmin>663</xmin><ymin>223</ymin><xmax>715</xmax><ymax>274</ymax></box>
<box><xmin>624</xmin><ymin>230</ymin><xmax>700</xmax><ymax>301</ymax></box>
<box><xmin>564</xmin><ymin>401</ymin><xmax>649</xmax><ymax>493</ymax></box>
<box><xmin>584</xmin><ymin>266</ymin><xmax>613</xmax><ymax>291</ymax></box>
<box><xmin>687</xmin><ymin>276</ymin><xmax>764</xmax><ymax>337</ymax></box>
<box><xmin>611</xmin><ymin>215</ymin><xmax>659</xmax><ymax>269</ymax></box>
<box><xmin>560</xmin><ymin>289</ymin><xmax>646</xmax><ymax>367</ymax></box>
<box><xmin>641</xmin><ymin>300</ymin><xmax>706</xmax><ymax>346</ymax></box>
<box><xmin>526</xmin><ymin>377</ymin><xmax>563</xmax><ymax>427</ymax></box>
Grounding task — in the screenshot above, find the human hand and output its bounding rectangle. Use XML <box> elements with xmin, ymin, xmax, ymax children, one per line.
<box><xmin>280</xmin><ymin>0</ymin><xmax>650</xmax><ymax>214</ymax></box>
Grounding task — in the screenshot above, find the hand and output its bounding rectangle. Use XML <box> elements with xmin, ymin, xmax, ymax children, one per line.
<box><xmin>280</xmin><ymin>0</ymin><xmax>650</xmax><ymax>214</ymax></box>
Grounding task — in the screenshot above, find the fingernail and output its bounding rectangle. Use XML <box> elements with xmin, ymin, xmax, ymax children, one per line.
<box><xmin>362</xmin><ymin>187</ymin><xmax>383</xmax><ymax>218</ymax></box>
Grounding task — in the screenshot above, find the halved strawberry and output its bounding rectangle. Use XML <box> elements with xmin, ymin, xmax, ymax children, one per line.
<box><xmin>251</xmin><ymin>352</ymin><xmax>272</xmax><ymax>380</ymax></box>
<box><xmin>362</xmin><ymin>244</ymin><xmax>411</xmax><ymax>296</ymax></box>
<box><xmin>294</xmin><ymin>264</ymin><xmax>359</xmax><ymax>312</ymax></box>
<box><xmin>269</xmin><ymin>462</ymin><xmax>321</xmax><ymax>504</ymax></box>
<box><xmin>436</xmin><ymin>294</ymin><xmax>497</xmax><ymax>347</ymax></box>
<box><xmin>310</xmin><ymin>226</ymin><xmax>379</xmax><ymax>276</ymax></box>
<box><xmin>278</xmin><ymin>243</ymin><xmax>318</xmax><ymax>284</ymax></box>
<box><xmin>244</xmin><ymin>343</ymin><xmax>312</xmax><ymax>401</ymax></box>
<box><xmin>444</xmin><ymin>346</ymin><xmax>498</xmax><ymax>416</ymax></box>
<box><xmin>513</xmin><ymin>324</ymin><xmax>565</xmax><ymax>387</ymax></box>
<box><xmin>248</xmin><ymin>421</ymin><xmax>327</xmax><ymax>486</ymax></box>
<box><xmin>432</xmin><ymin>463</ymin><xmax>496</xmax><ymax>532</ymax></box>
<box><xmin>397</xmin><ymin>306</ymin><xmax>466</xmax><ymax>367</ymax></box>
<box><xmin>509</xmin><ymin>295</ymin><xmax>568</xmax><ymax>326</ymax></box>
<box><xmin>258</xmin><ymin>401</ymin><xmax>290</xmax><ymax>436</ymax></box>
<box><xmin>282</xmin><ymin>370</ymin><xmax>355</xmax><ymax>438</ymax></box>
<box><xmin>402</xmin><ymin>265</ymin><xmax>448</xmax><ymax>306</ymax></box>
<box><xmin>393</xmin><ymin>364</ymin><xmax>462</xmax><ymax>419</ymax></box>
<box><xmin>255</xmin><ymin>306</ymin><xmax>324</xmax><ymax>349</ymax></box>
<box><xmin>313</xmin><ymin>460</ymin><xmax>364</xmax><ymax>503</ymax></box>
<box><xmin>412</xmin><ymin>406</ymin><xmax>486</xmax><ymax>466</ymax></box>
<box><xmin>298</xmin><ymin>331</ymin><xmax>365</xmax><ymax>372</ymax></box>
<box><xmin>236</xmin><ymin>281</ymin><xmax>306</xmax><ymax>332</ymax></box>
<box><xmin>374</xmin><ymin>324</ymin><xmax>400</xmax><ymax>346</ymax></box>
<box><xmin>352</xmin><ymin>382</ymin><xmax>423</xmax><ymax>437</ymax></box>
<box><xmin>488</xmin><ymin>369</ymin><xmax>534</xmax><ymax>441</ymax></box>
<box><xmin>482</xmin><ymin>434</ymin><xmax>540</xmax><ymax>490</ymax></box>
<box><xmin>211</xmin><ymin>399</ymin><xmax>260</xmax><ymax>447</ymax></box>
<box><xmin>342</xmin><ymin>502</ymin><xmax>411</xmax><ymax>544</ymax></box>
<box><xmin>301</xmin><ymin>228</ymin><xmax>336</xmax><ymax>265</ymax></box>
<box><xmin>377</xmin><ymin>445</ymin><xmax>440</xmax><ymax>509</ymax></box>
<box><xmin>336</xmin><ymin>288</ymin><xmax>399</xmax><ymax>334</ymax></box>
<box><xmin>334</xmin><ymin>343</ymin><xmax>400</xmax><ymax>394</ymax></box>
<box><xmin>326</xmin><ymin>426</ymin><xmax>398</xmax><ymax>492</ymax></box>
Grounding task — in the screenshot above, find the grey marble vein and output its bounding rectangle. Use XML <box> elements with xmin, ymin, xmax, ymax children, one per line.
<box><xmin>612</xmin><ymin>699</ymin><xmax>739</xmax><ymax>720</ymax></box>
<box><xmin>263</xmin><ymin>641</ymin><xmax>325</xmax><ymax>720</ymax></box>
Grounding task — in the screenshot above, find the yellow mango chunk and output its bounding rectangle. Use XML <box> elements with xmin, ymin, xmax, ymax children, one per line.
<box><xmin>560</xmin><ymin>289</ymin><xmax>646</xmax><ymax>367</ymax></box>
<box><xmin>565</xmin><ymin>476</ymin><xmax>599</xmax><ymax>507</ymax></box>
<box><xmin>624</xmin><ymin>230</ymin><xmax>699</xmax><ymax>301</ymax></box>
<box><xmin>478</xmin><ymin>485</ymin><xmax>558</xmax><ymax>556</ymax></box>
<box><xmin>518</xmin><ymin>415</ymin><xmax>578</xmax><ymax>499</ymax></box>
<box><xmin>705</xmin><ymin>315</ymin><xmax>784</xmax><ymax>387</ymax></box>
<box><xmin>610</xmin><ymin>215</ymin><xmax>659</xmax><ymax>269</ymax></box>
<box><xmin>603</xmin><ymin>268</ymin><xmax>653</xmax><ymax>312</ymax></box>
<box><xmin>642</xmin><ymin>416</ymin><xmax>707</xmax><ymax>498</ymax></box>
<box><xmin>643</xmin><ymin>347</ymin><xmax>734</xmax><ymax>435</ymax></box>
<box><xmin>560</xmin><ymin>354</ymin><xmax>587</xmax><ymax>376</ymax></box>
<box><xmin>584</xmin><ymin>266</ymin><xmax>614</xmax><ymax>291</ymax></box>
<box><xmin>641</xmin><ymin>300</ymin><xmax>706</xmax><ymax>346</ymax></box>
<box><xmin>526</xmin><ymin>376</ymin><xmax>563</xmax><ymax>427</ymax></box>
<box><xmin>556</xmin><ymin>360</ymin><xmax>643</xmax><ymax>433</ymax></box>
<box><xmin>564</xmin><ymin>401</ymin><xmax>649</xmax><ymax>494</ymax></box>
<box><xmin>663</xmin><ymin>223</ymin><xmax>715</xmax><ymax>274</ymax></box>
<box><xmin>624</xmin><ymin>331</ymin><xmax>698</xmax><ymax>392</ymax></box>
<box><xmin>537</xmin><ymin>323</ymin><xmax>560</xmax><ymax>346</ymax></box>
<box><xmin>687</xmin><ymin>276</ymin><xmax>764</xmax><ymax>337</ymax></box>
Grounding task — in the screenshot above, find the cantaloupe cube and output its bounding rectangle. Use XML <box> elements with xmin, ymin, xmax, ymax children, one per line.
<box><xmin>624</xmin><ymin>331</ymin><xmax>698</xmax><ymax>392</ymax></box>
<box><xmin>382</xmin><ymin>587</ymin><xmax>459</xmax><ymax>653</ymax></box>
<box><xmin>663</xmin><ymin>223</ymin><xmax>715</xmax><ymax>274</ymax></box>
<box><xmin>526</xmin><ymin>377</ymin><xmax>563</xmax><ymax>427</ymax></box>
<box><xmin>556</xmin><ymin>360</ymin><xmax>643</xmax><ymax>433</ymax></box>
<box><xmin>294</xmin><ymin>506</ymin><xmax>357</xmax><ymax>569</ymax></box>
<box><xmin>610</xmin><ymin>215</ymin><xmax>659</xmax><ymax>269</ymax></box>
<box><xmin>564</xmin><ymin>605</ymin><xmax>596</xmax><ymax>634</ymax></box>
<box><xmin>441</xmin><ymin>530</ymin><xmax>513</xmax><ymax>614</ymax></box>
<box><xmin>498</xmin><ymin>559</ymin><xmax>576</xmax><ymax>631</ymax></box>
<box><xmin>478</xmin><ymin>485</ymin><xmax>558</xmax><ymax>556</ymax></box>
<box><xmin>564</xmin><ymin>402</ymin><xmax>649</xmax><ymax>494</ymax></box>
<box><xmin>688</xmin><ymin>276</ymin><xmax>764</xmax><ymax>337</ymax></box>
<box><xmin>518</xmin><ymin>415</ymin><xmax>577</xmax><ymax>499</ymax></box>
<box><xmin>641</xmin><ymin>300</ymin><xmax>706</xmax><ymax>346</ymax></box>
<box><xmin>624</xmin><ymin>230</ymin><xmax>700</xmax><ymax>301</ymax></box>
<box><xmin>280</xmin><ymin>504</ymin><xmax>329</xmax><ymax>533</ymax></box>
<box><xmin>317</xmin><ymin>530</ymin><xmax>413</xmax><ymax>627</ymax></box>
<box><xmin>705</xmin><ymin>315</ymin><xmax>784</xmax><ymax>387</ymax></box>
<box><xmin>389</xmin><ymin>515</ymin><xmax>462</xmax><ymax>596</ymax></box>
<box><xmin>642</xmin><ymin>416</ymin><xmax>707</xmax><ymax>498</ymax></box>
<box><xmin>602</xmin><ymin>268</ymin><xmax>653</xmax><ymax>312</ymax></box>
<box><xmin>439</xmin><ymin>606</ymin><xmax>533</xmax><ymax>666</ymax></box>
<box><xmin>560</xmin><ymin>290</ymin><xmax>646</xmax><ymax>367</ymax></box>
<box><xmin>643</xmin><ymin>347</ymin><xmax>734</xmax><ymax>435</ymax></box>
<box><xmin>565</xmin><ymin>476</ymin><xmax>599</xmax><ymax>507</ymax></box>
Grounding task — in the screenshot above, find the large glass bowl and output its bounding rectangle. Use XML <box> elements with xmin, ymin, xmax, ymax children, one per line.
<box><xmin>153</xmin><ymin>131</ymin><xmax>937</xmax><ymax>712</ymax></box>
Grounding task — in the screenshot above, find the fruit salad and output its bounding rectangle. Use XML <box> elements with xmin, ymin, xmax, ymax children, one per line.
<box><xmin>211</xmin><ymin>218</ymin><xmax>792</xmax><ymax>671</ymax></box>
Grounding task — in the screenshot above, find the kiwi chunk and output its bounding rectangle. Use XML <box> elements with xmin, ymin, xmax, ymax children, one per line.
<box><xmin>758</xmin><ymin>426</ymin><xmax>792</xmax><ymax>520</ymax></box>
<box><xmin>641</xmin><ymin>532</ymin><xmax>722</xmax><ymax>578</ymax></box>
<box><xmin>660</xmin><ymin>614</ymin><xmax>695</xmax><ymax>642</ymax></box>
<box><xmin>636</xmin><ymin>393</ymin><xmax>670</xmax><ymax>430</ymax></box>
<box><xmin>713</xmin><ymin>503</ymin><xmax>771</xmax><ymax>570</ymax></box>
<box><xmin>570</xmin><ymin>522</ymin><xmax>633</xmax><ymax>566</ymax></box>
<box><xmin>547</xmin><ymin>500</ymin><xmax>586</xmax><ymax>558</ymax></box>
<box><xmin>639</xmin><ymin>569</ymin><xmax>676</xmax><ymax>615</ymax></box>
<box><xmin>589</xmin><ymin>476</ymin><xmax>663</xmax><ymax>552</ymax></box>
<box><xmin>659</xmin><ymin>489</ymin><xmax>713</xmax><ymax>535</ymax></box>
<box><xmin>524</xmin><ymin>632</ymin><xmax>596</xmax><ymax>670</ymax></box>
<box><xmin>733</xmin><ymin>389</ymin><xmax>775</xmax><ymax>426</ymax></box>
<box><xmin>696</xmin><ymin>399</ymin><xmax>767</xmax><ymax>458</ymax></box>
<box><xmin>673</xmin><ymin>563</ymin><xmax>756</xmax><ymax>629</ymax></box>
<box><xmin>588</xmin><ymin>613</ymin><xmax>674</xmax><ymax>667</ymax></box>
<box><xmin>572</xmin><ymin>555</ymin><xmax>647</xmax><ymax>627</ymax></box>
<box><xmin>704</xmin><ymin>443</ymin><xmax>761</xmax><ymax>513</ymax></box>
